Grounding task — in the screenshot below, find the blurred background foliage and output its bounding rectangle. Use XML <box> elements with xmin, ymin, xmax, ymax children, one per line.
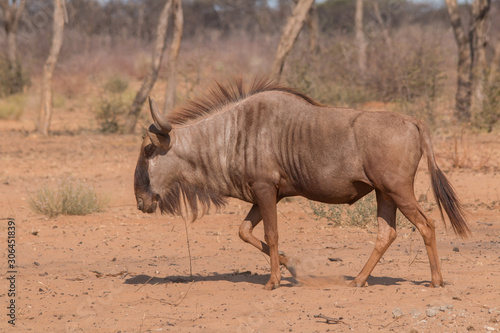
<box><xmin>0</xmin><ymin>0</ymin><xmax>499</xmax><ymax>131</ymax></box>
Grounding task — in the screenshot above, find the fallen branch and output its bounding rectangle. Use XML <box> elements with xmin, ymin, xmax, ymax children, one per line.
<box><xmin>314</xmin><ymin>313</ymin><xmax>346</xmax><ymax>325</ymax></box>
<box><xmin>91</xmin><ymin>270</ymin><xmax>128</xmax><ymax>278</ymax></box>
<box><xmin>381</xmin><ymin>315</ymin><xmax>403</xmax><ymax>329</ymax></box>
<box><xmin>464</xmin><ymin>296</ymin><xmax>492</xmax><ymax>309</ymax></box>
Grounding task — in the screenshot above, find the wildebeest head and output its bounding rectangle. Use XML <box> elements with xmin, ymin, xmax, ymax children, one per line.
<box><xmin>134</xmin><ymin>95</ymin><xmax>226</xmax><ymax>219</ymax></box>
<box><xmin>134</xmin><ymin>97</ymin><xmax>173</xmax><ymax>214</ymax></box>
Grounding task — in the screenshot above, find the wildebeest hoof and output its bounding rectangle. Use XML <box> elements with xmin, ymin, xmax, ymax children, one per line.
<box><xmin>430</xmin><ymin>281</ymin><xmax>445</xmax><ymax>288</ymax></box>
<box><xmin>348</xmin><ymin>280</ymin><xmax>366</xmax><ymax>287</ymax></box>
<box><xmin>264</xmin><ymin>281</ymin><xmax>280</xmax><ymax>290</ymax></box>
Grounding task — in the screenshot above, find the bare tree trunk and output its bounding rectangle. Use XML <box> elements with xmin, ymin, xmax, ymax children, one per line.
<box><xmin>37</xmin><ymin>0</ymin><xmax>67</xmax><ymax>136</ymax></box>
<box><xmin>355</xmin><ymin>0</ymin><xmax>367</xmax><ymax>74</ymax></box>
<box><xmin>470</xmin><ymin>0</ymin><xmax>491</xmax><ymax>112</ymax></box>
<box><xmin>488</xmin><ymin>41</ymin><xmax>500</xmax><ymax>86</ymax></box>
<box><xmin>271</xmin><ymin>0</ymin><xmax>314</xmax><ymax>82</ymax></box>
<box><xmin>136</xmin><ymin>2</ymin><xmax>145</xmax><ymax>39</ymax></box>
<box><xmin>445</xmin><ymin>0</ymin><xmax>472</xmax><ymax>122</ymax></box>
<box><xmin>163</xmin><ymin>0</ymin><xmax>183</xmax><ymax>115</ymax></box>
<box><xmin>371</xmin><ymin>0</ymin><xmax>391</xmax><ymax>46</ymax></box>
<box><xmin>7</xmin><ymin>21</ymin><xmax>17</xmax><ymax>67</ymax></box>
<box><xmin>305</xmin><ymin>3</ymin><xmax>319</xmax><ymax>53</ymax></box>
<box><xmin>124</xmin><ymin>0</ymin><xmax>172</xmax><ymax>133</ymax></box>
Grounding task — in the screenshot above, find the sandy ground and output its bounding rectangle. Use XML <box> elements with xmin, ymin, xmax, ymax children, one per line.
<box><xmin>0</xmin><ymin>117</ymin><xmax>499</xmax><ymax>333</ymax></box>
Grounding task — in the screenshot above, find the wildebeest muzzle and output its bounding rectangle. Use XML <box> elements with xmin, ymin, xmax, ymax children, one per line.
<box><xmin>136</xmin><ymin>195</ymin><xmax>158</xmax><ymax>214</ymax></box>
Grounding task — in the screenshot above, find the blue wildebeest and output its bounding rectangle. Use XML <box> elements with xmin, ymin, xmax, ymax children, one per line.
<box><xmin>134</xmin><ymin>78</ymin><xmax>469</xmax><ymax>290</ymax></box>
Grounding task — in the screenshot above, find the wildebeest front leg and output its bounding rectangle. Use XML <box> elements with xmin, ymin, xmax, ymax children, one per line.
<box><xmin>239</xmin><ymin>205</ymin><xmax>297</xmax><ymax>277</ymax></box>
<box><xmin>349</xmin><ymin>190</ymin><xmax>397</xmax><ymax>287</ymax></box>
<box><xmin>249</xmin><ymin>182</ymin><xmax>281</xmax><ymax>290</ymax></box>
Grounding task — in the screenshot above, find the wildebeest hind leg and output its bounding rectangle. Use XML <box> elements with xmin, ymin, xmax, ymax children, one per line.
<box><xmin>391</xmin><ymin>189</ymin><xmax>444</xmax><ymax>287</ymax></box>
<box><xmin>239</xmin><ymin>204</ymin><xmax>297</xmax><ymax>277</ymax></box>
<box><xmin>349</xmin><ymin>190</ymin><xmax>397</xmax><ymax>287</ymax></box>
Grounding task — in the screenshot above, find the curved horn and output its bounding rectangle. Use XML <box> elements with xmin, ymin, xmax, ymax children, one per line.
<box><xmin>149</xmin><ymin>96</ymin><xmax>172</xmax><ymax>134</ymax></box>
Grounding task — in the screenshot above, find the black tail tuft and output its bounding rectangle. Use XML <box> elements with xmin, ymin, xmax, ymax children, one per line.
<box><xmin>430</xmin><ymin>166</ymin><xmax>470</xmax><ymax>238</ymax></box>
<box><xmin>417</xmin><ymin>120</ymin><xmax>471</xmax><ymax>238</ymax></box>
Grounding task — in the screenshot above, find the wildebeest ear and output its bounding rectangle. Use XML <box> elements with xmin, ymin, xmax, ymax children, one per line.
<box><xmin>147</xmin><ymin>130</ymin><xmax>171</xmax><ymax>148</ymax></box>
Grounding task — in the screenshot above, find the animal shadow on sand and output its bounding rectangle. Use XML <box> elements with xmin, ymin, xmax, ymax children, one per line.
<box><xmin>124</xmin><ymin>272</ymin><xmax>424</xmax><ymax>288</ymax></box>
<box><xmin>124</xmin><ymin>271</ymin><xmax>299</xmax><ymax>287</ymax></box>
<box><xmin>344</xmin><ymin>275</ymin><xmax>430</xmax><ymax>286</ymax></box>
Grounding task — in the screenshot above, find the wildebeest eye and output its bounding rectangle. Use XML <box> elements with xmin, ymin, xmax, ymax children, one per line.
<box><xmin>143</xmin><ymin>144</ymin><xmax>155</xmax><ymax>158</ymax></box>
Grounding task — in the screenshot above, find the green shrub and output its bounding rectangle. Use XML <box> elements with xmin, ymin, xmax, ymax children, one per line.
<box><xmin>95</xmin><ymin>97</ymin><xmax>127</xmax><ymax>133</ymax></box>
<box><xmin>95</xmin><ymin>76</ymin><xmax>132</xmax><ymax>133</ymax></box>
<box><xmin>29</xmin><ymin>177</ymin><xmax>107</xmax><ymax>217</ymax></box>
<box><xmin>0</xmin><ymin>58</ymin><xmax>30</xmax><ymax>97</ymax></box>
<box><xmin>104</xmin><ymin>75</ymin><xmax>129</xmax><ymax>94</ymax></box>
<box><xmin>0</xmin><ymin>93</ymin><xmax>27</xmax><ymax>120</ymax></box>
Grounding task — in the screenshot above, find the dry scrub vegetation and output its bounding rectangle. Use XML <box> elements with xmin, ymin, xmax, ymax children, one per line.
<box><xmin>0</xmin><ymin>0</ymin><xmax>498</xmax><ymax>133</ymax></box>
<box><xmin>28</xmin><ymin>176</ymin><xmax>107</xmax><ymax>217</ymax></box>
<box><xmin>1</xmin><ymin>0</ymin><xmax>499</xmax><ymax>219</ymax></box>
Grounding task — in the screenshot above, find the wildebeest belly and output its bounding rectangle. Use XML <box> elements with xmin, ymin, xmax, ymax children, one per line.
<box><xmin>275</xmin><ymin>151</ymin><xmax>373</xmax><ymax>205</ymax></box>
<box><xmin>301</xmin><ymin>179</ymin><xmax>374</xmax><ymax>204</ymax></box>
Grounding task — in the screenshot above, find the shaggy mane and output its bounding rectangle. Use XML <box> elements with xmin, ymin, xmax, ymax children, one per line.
<box><xmin>158</xmin><ymin>181</ymin><xmax>227</xmax><ymax>221</ymax></box>
<box><xmin>166</xmin><ymin>77</ymin><xmax>323</xmax><ymax>125</ymax></box>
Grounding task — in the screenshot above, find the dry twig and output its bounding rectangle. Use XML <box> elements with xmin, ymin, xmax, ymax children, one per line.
<box><xmin>183</xmin><ymin>218</ymin><xmax>193</xmax><ymax>278</ymax></box>
<box><xmin>146</xmin><ymin>280</ymin><xmax>195</xmax><ymax>307</ymax></box>
<box><xmin>135</xmin><ymin>275</ymin><xmax>155</xmax><ymax>292</ymax></box>
<box><xmin>314</xmin><ymin>313</ymin><xmax>346</xmax><ymax>325</ymax></box>
<box><xmin>381</xmin><ymin>315</ymin><xmax>403</xmax><ymax>329</ymax></box>
<box><xmin>172</xmin><ymin>280</ymin><xmax>195</xmax><ymax>307</ymax></box>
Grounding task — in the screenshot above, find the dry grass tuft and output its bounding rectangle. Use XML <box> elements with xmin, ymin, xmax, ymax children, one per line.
<box><xmin>443</xmin><ymin>129</ymin><xmax>494</xmax><ymax>171</ymax></box>
<box><xmin>0</xmin><ymin>93</ymin><xmax>27</xmax><ymax>120</ymax></box>
<box><xmin>29</xmin><ymin>177</ymin><xmax>107</xmax><ymax>217</ymax></box>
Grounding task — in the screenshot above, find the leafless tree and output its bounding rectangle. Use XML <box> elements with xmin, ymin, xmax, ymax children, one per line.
<box><xmin>470</xmin><ymin>0</ymin><xmax>491</xmax><ymax>112</ymax></box>
<box><xmin>305</xmin><ymin>2</ymin><xmax>318</xmax><ymax>53</ymax></box>
<box><xmin>124</xmin><ymin>0</ymin><xmax>172</xmax><ymax>133</ymax></box>
<box><xmin>489</xmin><ymin>41</ymin><xmax>500</xmax><ymax>86</ymax></box>
<box><xmin>371</xmin><ymin>0</ymin><xmax>391</xmax><ymax>46</ymax></box>
<box><xmin>271</xmin><ymin>0</ymin><xmax>314</xmax><ymax>82</ymax></box>
<box><xmin>445</xmin><ymin>0</ymin><xmax>491</xmax><ymax>122</ymax></box>
<box><xmin>355</xmin><ymin>0</ymin><xmax>366</xmax><ymax>74</ymax></box>
<box><xmin>445</xmin><ymin>0</ymin><xmax>472</xmax><ymax>122</ymax></box>
<box><xmin>163</xmin><ymin>0</ymin><xmax>183</xmax><ymax>115</ymax></box>
<box><xmin>136</xmin><ymin>2</ymin><xmax>145</xmax><ymax>39</ymax></box>
<box><xmin>37</xmin><ymin>0</ymin><xmax>68</xmax><ymax>136</ymax></box>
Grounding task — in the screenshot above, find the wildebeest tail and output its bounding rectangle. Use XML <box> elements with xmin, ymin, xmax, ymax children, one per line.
<box><xmin>417</xmin><ymin>122</ymin><xmax>471</xmax><ymax>238</ymax></box>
